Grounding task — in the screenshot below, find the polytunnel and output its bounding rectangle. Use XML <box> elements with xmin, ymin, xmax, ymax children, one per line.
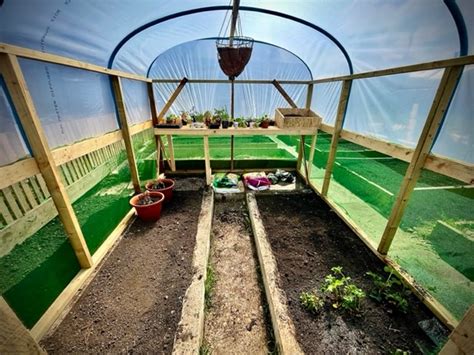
<box><xmin>0</xmin><ymin>0</ymin><xmax>473</xmax><ymax>353</ymax></box>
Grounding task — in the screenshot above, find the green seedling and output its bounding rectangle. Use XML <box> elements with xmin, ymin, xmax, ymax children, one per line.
<box><xmin>299</xmin><ymin>291</ymin><xmax>324</xmax><ymax>314</ymax></box>
<box><xmin>321</xmin><ymin>266</ymin><xmax>365</xmax><ymax>313</ymax></box>
<box><xmin>366</xmin><ymin>266</ymin><xmax>410</xmax><ymax>313</ymax></box>
<box><xmin>204</xmin><ymin>264</ymin><xmax>216</xmax><ymax>309</ymax></box>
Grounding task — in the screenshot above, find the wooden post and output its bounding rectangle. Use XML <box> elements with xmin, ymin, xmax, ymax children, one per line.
<box><xmin>111</xmin><ymin>76</ymin><xmax>141</xmax><ymax>193</ymax></box>
<box><xmin>230</xmin><ymin>79</ymin><xmax>235</xmax><ymax>171</ymax></box>
<box><xmin>166</xmin><ymin>135</ymin><xmax>176</xmax><ymax>171</ymax></box>
<box><xmin>156</xmin><ymin>77</ymin><xmax>188</xmax><ymax>122</ymax></box>
<box><xmin>377</xmin><ymin>66</ymin><xmax>463</xmax><ymax>254</ymax></box>
<box><xmin>203</xmin><ymin>136</ymin><xmax>212</xmax><ymax>185</ymax></box>
<box><xmin>272</xmin><ymin>79</ymin><xmax>298</xmax><ymax>108</ymax></box>
<box><xmin>147</xmin><ymin>82</ymin><xmax>158</xmax><ymax>122</ymax></box>
<box><xmin>305</xmin><ymin>83</ymin><xmax>314</xmax><ymax>109</ymax></box>
<box><xmin>440</xmin><ymin>305</ymin><xmax>474</xmax><ymax>355</ymax></box>
<box><xmin>0</xmin><ymin>53</ymin><xmax>92</xmax><ymax>268</ymax></box>
<box><xmin>307</xmin><ymin>133</ymin><xmax>317</xmax><ymax>178</ymax></box>
<box><xmin>156</xmin><ymin>135</ymin><xmax>162</xmax><ymax>177</ymax></box>
<box><xmin>0</xmin><ymin>297</ymin><xmax>45</xmax><ymax>354</ymax></box>
<box><xmin>321</xmin><ymin>79</ymin><xmax>352</xmax><ymax>196</ymax></box>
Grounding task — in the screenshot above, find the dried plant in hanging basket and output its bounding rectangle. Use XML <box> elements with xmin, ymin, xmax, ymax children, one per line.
<box><xmin>216</xmin><ymin>36</ymin><xmax>254</xmax><ymax>79</ymax></box>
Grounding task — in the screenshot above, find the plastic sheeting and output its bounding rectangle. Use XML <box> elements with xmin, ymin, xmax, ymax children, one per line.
<box><xmin>20</xmin><ymin>59</ymin><xmax>119</xmax><ymax>149</ymax></box>
<box><xmin>0</xmin><ymin>77</ymin><xmax>30</xmax><ymax>166</ymax></box>
<box><xmin>433</xmin><ymin>65</ymin><xmax>474</xmax><ymax>163</ymax></box>
<box><xmin>121</xmin><ymin>79</ymin><xmax>152</xmax><ymax>125</ymax></box>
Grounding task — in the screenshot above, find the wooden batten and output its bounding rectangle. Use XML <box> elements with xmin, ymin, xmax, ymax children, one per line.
<box><xmin>156</xmin><ymin>77</ymin><xmax>188</xmax><ymax>122</ymax></box>
<box><xmin>305</xmin><ymin>83</ymin><xmax>314</xmax><ymax>109</ymax></box>
<box><xmin>166</xmin><ymin>135</ymin><xmax>176</xmax><ymax>172</ymax></box>
<box><xmin>321</xmin><ymin>79</ymin><xmax>352</xmax><ymax>196</ymax></box>
<box><xmin>110</xmin><ymin>76</ymin><xmax>141</xmax><ymax>193</ymax></box>
<box><xmin>272</xmin><ymin>79</ymin><xmax>298</xmax><ymax>108</ymax></box>
<box><xmin>147</xmin><ymin>82</ymin><xmax>158</xmax><ymax>124</ymax></box>
<box><xmin>0</xmin><ymin>43</ymin><xmax>151</xmax><ymax>83</ymax></box>
<box><xmin>440</xmin><ymin>306</ymin><xmax>474</xmax><ymax>355</ymax></box>
<box><xmin>378</xmin><ymin>66</ymin><xmax>464</xmax><ymax>255</ymax></box>
<box><xmin>0</xmin><ymin>53</ymin><xmax>92</xmax><ymax>268</ymax></box>
<box><xmin>203</xmin><ymin>136</ymin><xmax>211</xmax><ymax>185</ymax></box>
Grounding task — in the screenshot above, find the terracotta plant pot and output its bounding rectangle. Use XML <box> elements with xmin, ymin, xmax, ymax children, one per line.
<box><xmin>130</xmin><ymin>191</ymin><xmax>165</xmax><ymax>221</ymax></box>
<box><xmin>145</xmin><ymin>178</ymin><xmax>175</xmax><ymax>203</ymax></box>
<box><xmin>260</xmin><ymin>120</ymin><xmax>270</xmax><ymax>128</ymax></box>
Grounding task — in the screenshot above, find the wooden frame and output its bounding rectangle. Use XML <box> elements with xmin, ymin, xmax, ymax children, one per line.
<box><xmin>321</xmin><ymin>80</ymin><xmax>352</xmax><ymax>196</ymax></box>
<box><xmin>378</xmin><ymin>66</ymin><xmax>464</xmax><ymax>254</ymax></box>
<box><xmin>0</xmin><ymin>53</ymin><xmax>92</xmax><ymax>268</ymax></box>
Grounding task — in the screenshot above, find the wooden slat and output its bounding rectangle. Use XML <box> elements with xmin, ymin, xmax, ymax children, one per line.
<box><xmin>378</xmin><ymin>66</ymin><xmax>464</xmax><ymax>254</ymax></box>
<box><xmin>0</xmin><ymin>53</ymin><xmax>92</xmax><ymax>268</ymax></box>
<box><xmin>29</xmin><ymin>176</ymin><xmax>45</xmax><ymax>203</ymax></box>
<box><xmin>0</xmin><ymin>43</ymin><xmax>151</xmax><ymax>83</ymax></box>
<box><xmin>203</xmin><ymin>136</ymin><xmax>211</xmax><ymax>185</ymax></box>
<box><xmin>20</xmin><ymin>180</ymin><xmax>38</xmax><ymax>208</ymax></box>
<box><xmin>2</xmin><ymin>187</ymin><xmax>22</xmax><ymax>219</ymax></box>
<box><xmin>305</xmin><ymin>83</ymin><xmax>314</xmax><ymax>109</ymax></box>
<box><xmin>11</xmin><ymin>183</ymin><xmax>30</xmax><ymax>213</ymax></box>
<box><xmin>0</xmin><ymin>297</ymin><xmax>45</xmax><ymax>354</ymax></box>
<box><xmin>36</xmin><ymin>175</ymin><xmax>50</xmax><ymax>198</ymax></box>
<box><xmin>157</xmin><ymin>77</ymin><xmax>188</xmax><ymax>122</ymax></box>
<box><xmin>0</xmin><ymin>159</ymin><xmax>39</xmax><ymax>190</ymax></box>
<box><xmin>147</xmin><ymin>83</ymin><xmax>158</xmax><ymax>125</ymax></box>
<box><xmin>321</xmin><ymin>80</ymin><xmax>352</xmax><ymax>196</ymax></box>
<box><xmin>0</xmin><ymin>194</ymin><xmax>14</xmax><ymax>224</ymax></box>
<box><xmin>441</xmin><ymin>305</ymin><xmax>474</xmax><ymax>355</ymax></box>
<box><xmin>154</xmin><ymin>126</ymin><xmax>318</xmax><ymax>136</ymax></box>
<box><xmin>166</xmin><ymin>135</ymin><xmax>176</xmax><ymax>172</ymax></box>
<box><xmin>272</xmin><ymin>79</ymin><xmax>298</xmax><ymax>108</ymax></box>
<box><xmin>307</xmin><ymin>133</ymin><xmax>318</xmax><ymax>178</ymax></box>
<box><xmin>129</xmin><ymin>120</ymin><xmax>153</xmax><ymax>135</ymax></box>
<box><xmin>111</xmin><ymin>76</ymin><xmax>141</xmax><ymax>193</ymax></box>
<box><xmin>152</xmin><ymin>78</ymin><xmax>310</xmax><ymax>84</ymax></box>
<box><xmin>156</xmin><ymin>135</ymin><xmax>162</xmax><ymax>177</ymax></box>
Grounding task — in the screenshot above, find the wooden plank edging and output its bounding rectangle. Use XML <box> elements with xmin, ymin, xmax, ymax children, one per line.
<box><xmin>246</xmin><ymin>192</ymin><xmax>303</xmax><ymax>355</ymax></box>
<box><xmin>172</xmin><ymin>189</ymin><xmax>214</xmax><ymax>354</ymax></box>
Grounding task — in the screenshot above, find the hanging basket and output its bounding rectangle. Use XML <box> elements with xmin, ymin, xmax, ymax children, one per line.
<box><xmin>216</xmin><ymin>36</ymin><xmax>254</xmax><ymax>80</ymax></box>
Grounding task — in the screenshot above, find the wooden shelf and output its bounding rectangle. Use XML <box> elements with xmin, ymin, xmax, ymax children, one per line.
<box><xmin>154</xmin><ymin>125</ymin><xmax>318</xmax><ymax>136</ymax></box>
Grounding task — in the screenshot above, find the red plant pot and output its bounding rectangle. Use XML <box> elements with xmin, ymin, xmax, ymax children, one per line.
<box><xmin>130</xmin><ymin>191</ymin><xmax>165</xmax><ymax>221</ymax></box>
<box><xmin>145</xmin><ymin>178</ymin><xmax>175</xmax><ymax>203</ymax></box>
<box><xmin>260</xmin><ymin>120</ymin><xmax>270</xmax><ymax>128</ymax></box>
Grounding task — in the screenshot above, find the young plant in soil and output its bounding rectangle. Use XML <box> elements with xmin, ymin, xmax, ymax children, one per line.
<box><xmin>299</xmin><ymin>291</ymin><xmax>324</xmax><ymax>314</ymax></box>
<box><xmin>366</xmin><ymin>266</ymin><xmax>410</xmax><ymax>313</ymax></box>
<box><xmin>136</xmin><ymin>191</ymin><xmax>159</xmax><ymax>205</ymax></box>
<box><xmin>321</xmin><ymin>266</ymin><xmax>366</xmax><ymax>313</ymax></box>
<box><xmin>150</xmin><ymin>180</ymin><xmax>166</xmax><ymax>190</ymax></box>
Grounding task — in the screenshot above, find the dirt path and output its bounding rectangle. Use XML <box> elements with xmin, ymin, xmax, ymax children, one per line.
<box><xmin>203</xmin><ymin>196</ymin><xmax>270</xmax><ymax>354</ymax></box>
<box><xmin>41</xmin><ymin>184</ymin><xmax>203</xmax><ymax>354</ymax></box>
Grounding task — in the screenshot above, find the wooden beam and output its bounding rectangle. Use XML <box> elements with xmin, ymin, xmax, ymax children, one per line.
<box><xmin>110</xmin><ymin>76</ymin><xmax>141</xmax><ymax>193</ymax></box>
<box><xmin>156</xmin><ymin>77</ymin><xmax>188</xmax><ymax>122</ymax></box>
<box><xmin>307</xmin><ymin>133</ymin><xmax>317</xmax><ymax>178</ymax></box>
<box><xmin>378</xmin><ymin>66</ymin><xmax>464</xmax><ymax>255</ymax></box>
<box><xmin>154</xmin><ymin>126</ymin><xmax>317</xmax><ymax>136</ymax></box>
<box><xmin>311</xmin><ymin>55</ymin><xmax>474</xmax><ymax>84</ymax></box>
<box><xmin>0</xmin><ymin>297</ymin><xmax>45</xmax><ymax>354</ymax></box>
<box><xmin>272</xmin><ymin>79</ymin><xmax>298</xmax><ymax>108</ymax></box>
<box><xmin>156</xmin><ymin>135</ymin><xmax>162</xmax><ymax>177</ymax></box>
<box><xmin>441</xmin><ymin>305</ymin><xmax>474</xmax><ymax>355</ymax></box>
<box><xmin>0</xmin><ymin>53</ymin><xmax>92</xmax><ymax>268</ymax></box>
<box><xmin>305</xmin><ymin>83</ymin><xmax>314</xmax><ymax>109</ymax></box>
<box><xmin>0</xmin><ymin>43</ymin><xmax>151</xmax><ymax>82</ymax></box>
<box><xmin>152</xmin><ymin>79</ymin><xmax>310</xmax><ymax>84</ymax></box>
<box><xmin>321</xmin><ymin>80</ymin><xmax>352</xmax><ymax>196</ymax></box>
<box><xmin>147</xmin><ymin>83</ymin><xmax>158</xmax><ymax>125</ymax></box>
<box><xmin>203</xmin><ymin>136</ymin><xmax>212</xmax><ymax>185</ymax></box>
<box><xmin>129</xmin><ymin>120</ymin><xmax>153</xmax><ymax>135</ymax></box>
<box><xmin>0</xmin><ymin>159</ymin><xmax>39</xmax><ymax>190</ymax></box>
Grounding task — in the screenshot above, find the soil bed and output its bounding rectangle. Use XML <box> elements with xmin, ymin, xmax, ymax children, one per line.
<box><xmin>41</xmin><ymin>180</ymin><xmax>204</xmax><ymax>354</ymax></box>
<box><xmin>257</xmin><ymin>192</ymin><xmax>441</xmax><ymax>354</ymax></box>
<box><xmin>204</xmin><ymin>195</ymin><xmax>271</xmax><ymax>354</ymax></box>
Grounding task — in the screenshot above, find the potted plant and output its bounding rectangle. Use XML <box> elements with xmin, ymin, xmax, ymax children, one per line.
<box><xmin>166</xmin><ymin>114</ymin><xmax>176</xmax><ymax>125</ymax></box>
<box><xmin>146</xmin><ymin>178</ymin><xmax>175</xmax><ymax>203</ymax></box>
<box><xmin>215</xmin><ymin>108</ymin><xmax>230</xmax><ymax>129</ymax></box>
<box><xmin>129</xmin><ymin>191</ymin><xmax>165</xmax><ymax>221</ymax></box>
<box><xmin>236</xmin><ymin>117</ymin><xmax>247</xmax><ymax>128</ymax></box>
<box><xmin>192</xmin><ymin>112</ymin><xmax>205</xmax><ymax>128</ymax></box>
<box><xmin>258</xmin><ymin>114</ymin><xmax>271</xmax><ymax>128</ymax></box>
<box><xmin>180</xmin><ymin>111</ymin><xmax>190</xmax><ymax>126</ymax></box>
<box><xmin>204</xmin><ymin>110</ymin><xmax>213</xmax><ymax>127</ymax></box>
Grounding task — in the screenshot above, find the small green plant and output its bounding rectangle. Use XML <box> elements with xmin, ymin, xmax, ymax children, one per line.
<box><xmin>366</xmin><ymin>266</ymin><xmax>410</xmax><ymax>313</ymax></box>
<box><xmin>199</xmin><ymin>342</ymin><xmax>212</xmax><ymax>355</ymax></box>
<box><xmin>322</xmin><ymin>266</ymin><xmax>365</xmax><ymax>312</ymax></box>
<box><xmin>299</xmin><ymin>291</ymin><xmax>324</xmax><ymax>314</ymax></box>
<box><xmin>235</xmin><ymin>117</ymin><xmax>247</xmax><ymax>128</ymax></box>
<box><xmin>194</xmin><ymin>112</ymin><xmax>204</xmax><ymax>123</ymax></box>
<box><xmin>204</xmin><ymin>264</ymin><xmax>216</xmax><ymax>309</ymax></box>
<box><xmin>214</xmin><ymin>107</ymin><xmax>229</xmax><ymax>121</ymax></box>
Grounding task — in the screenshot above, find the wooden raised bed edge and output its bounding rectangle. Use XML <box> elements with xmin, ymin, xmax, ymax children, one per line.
<box><xmin>246</xmin><ymin>192</ymin><xmax>303</xmax><ymax>355</ymax></box>
<box><xmin>172</xmin><ymin>189</ymin><xmax>214</xmax><ymax>354</ymax></box>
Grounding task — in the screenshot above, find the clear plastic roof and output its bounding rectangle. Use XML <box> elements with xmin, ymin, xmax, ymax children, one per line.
<box><xmin>0</xmin><ymin>1</ymin><xmax>472</xmax><ymax>165</ymax></box>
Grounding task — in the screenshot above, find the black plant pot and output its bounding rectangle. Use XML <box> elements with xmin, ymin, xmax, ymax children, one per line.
<box><xmin>222</xmin><ymin>120</ymin><xmax>229</xmax><ymax>129</ymax></box>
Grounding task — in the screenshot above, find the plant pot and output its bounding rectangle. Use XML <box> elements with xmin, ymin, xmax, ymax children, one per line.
<box><xmin>222</xmin><ymin>120</ymin><xmax>229</xmax><ymax>129</ymax></box>
<box><xmin>209</xmin><ymin>123</ymin><xmax>221</xmax><ymax>129</ymax></box>
<box><xmin>260</xmin><ymin>120</ymin><xmax>270</xmax><ymax>128</ymax></box>
<box><xmin>146</xmin><ymin>178</ymin><xmax>175</xmax><ymax>203</ymax></box>
<box><xmin>130</xmin><ymin>191</ymin><xmax>165</xmax><ymax>221</ymax></box>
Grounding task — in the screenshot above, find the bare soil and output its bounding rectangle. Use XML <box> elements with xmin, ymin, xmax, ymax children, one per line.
<box><xmin>257</xmin><ymin>193</ymin><xmax>440</xmax><ymax>354</ymax></box>
<box><xmin>41</xmin><ymin>182</ymin><xmax>204</xmax><ymax>354</ymax></box>
<box><xmin>204</xmin><ymin>195</ymin><xmax>270</xmax><ymax>354</ymax></box>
